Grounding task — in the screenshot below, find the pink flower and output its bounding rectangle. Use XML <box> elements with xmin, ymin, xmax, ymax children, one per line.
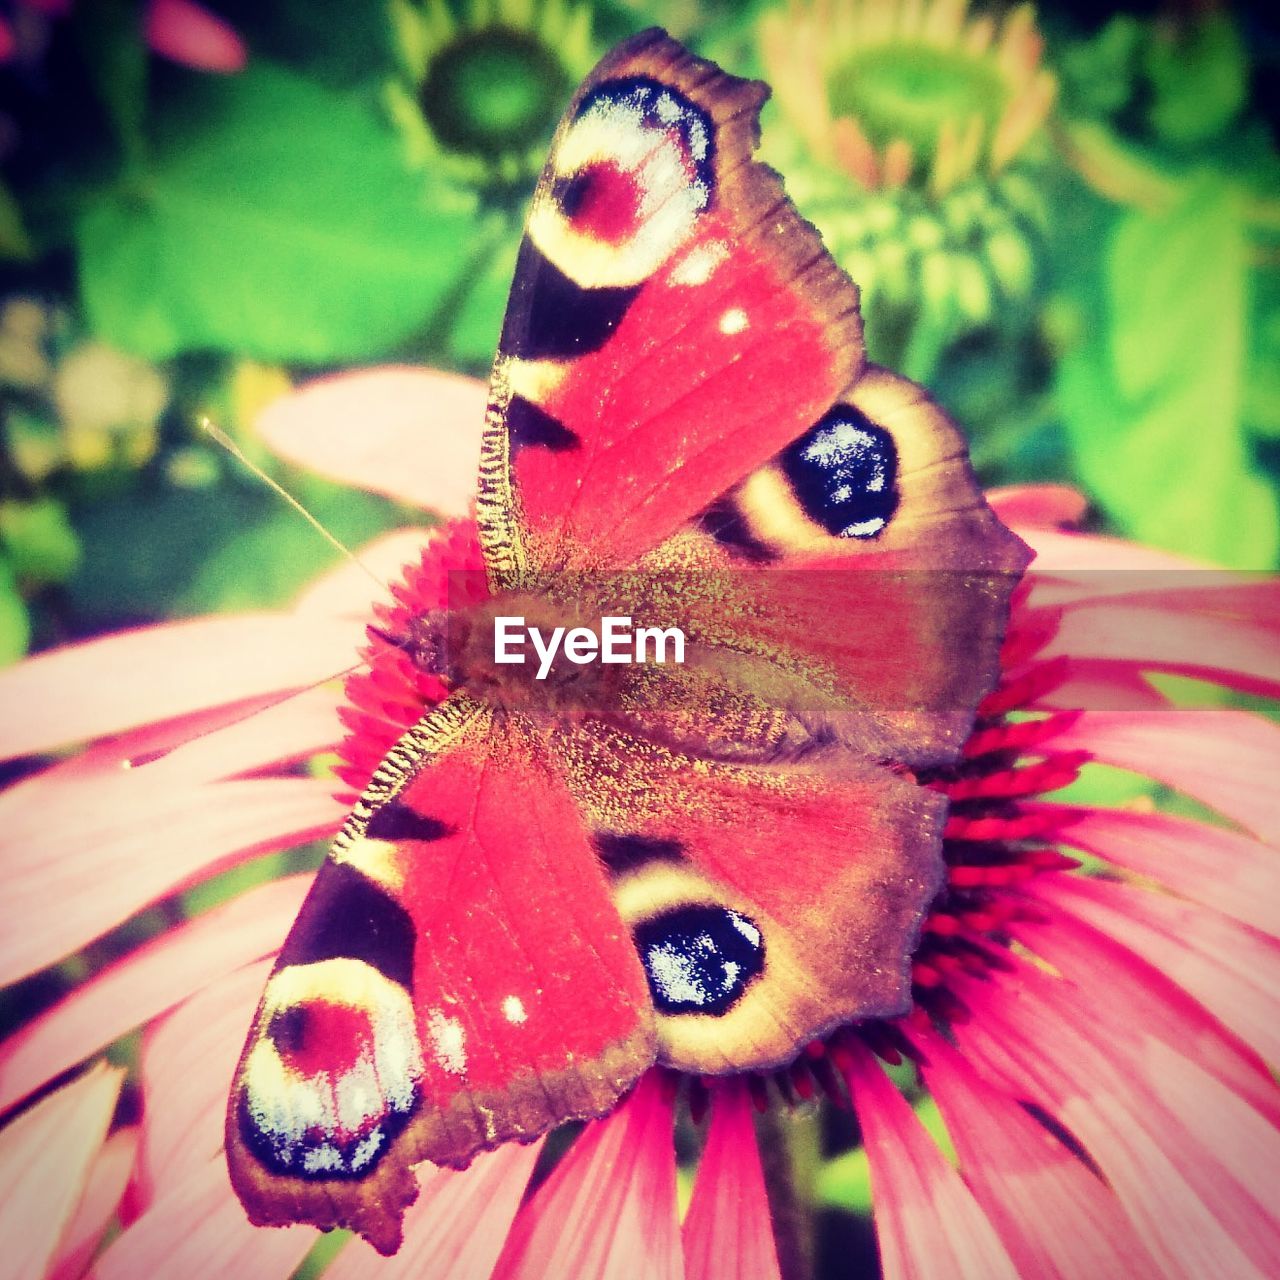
<box><xmin>1</xmin><ymin>0</ymin><xmax>245</xmax><ymax>73</ymax></box>
<box><xmin>1</xmin><ymin>368</ymin><xmax>1278</xmax><ymax>1278</ymax></box>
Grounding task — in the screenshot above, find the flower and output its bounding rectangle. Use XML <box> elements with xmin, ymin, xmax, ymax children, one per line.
<box><xmin>388</xmin><ymin>0</ymin><xmax>598</xmax><ymax>196</ymax></box>
<box><xmin>757</xmin><ymin>0</ymin><xmax>1057</xmax><ymax>384</ymax></box>
<box><xmin>1</xmin><ymin>369</ymin><xmax>1279</xmax><ymax>1277</ymax></box>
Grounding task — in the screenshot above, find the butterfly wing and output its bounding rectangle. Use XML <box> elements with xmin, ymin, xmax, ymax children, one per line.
<box><xmin>226</xmin><ymin>698</ymin><xmax>654</xmax><ymax>1254</ymax></box>
<box><xmin>479</xmin><ymin>28</ymin><xmax>864</xmax><ymax>582</ymax></box>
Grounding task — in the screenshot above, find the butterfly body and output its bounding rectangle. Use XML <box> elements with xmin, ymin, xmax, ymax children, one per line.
<box><xmin>228</xmin><ymin>29</ymin><xmax>1030</xmax><ymax>1255</ymax></box>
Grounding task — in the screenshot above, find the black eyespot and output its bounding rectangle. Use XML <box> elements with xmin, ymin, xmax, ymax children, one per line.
<box><xmin>634</xmin><ymin>904</ymin><xmax>764</xmax><ymax>1016</ymax></box>
<box><xmin>780</xmin><ymin>405</ymin><xmax>899</xmax><ymax>539</ymax></box>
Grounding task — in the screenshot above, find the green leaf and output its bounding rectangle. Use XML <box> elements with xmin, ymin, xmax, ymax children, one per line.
<box><xmin>1144</xmin><ymin>15</ymin><xmax>1246</xmax><ymax>147</ymax></box>
<box><xmin>0</xmin><ymin>499</ymin><xmax>83</xmax><ymax>586</ymax></box>
<box><xmin>0</xmin><ymin>560</ymin><xmax>31</xmax><ymax>666</ymax></box>
<box><xmin>79</xmin><ymin>63</ymin><xmax>482</xmax><ymax>363</ymax></box>
<box><xmin>1055</xmin><ymin>177</ymin><xmax>1278</xmax><ymax>569</ymax></box>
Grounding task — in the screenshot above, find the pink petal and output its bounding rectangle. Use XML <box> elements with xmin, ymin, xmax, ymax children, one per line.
<box><xmin>1006</xmin><ymin>901</ymin><xmax>1280</xmax><ymax>1127</ymax></box>
<box><xmin>1029</xmin><ymin>874</ymin><xmax>1280</xmax><ymax>1068</ymax></box>
<box><xmin>682</xmin><ymin>1083</ymin><xmax>781</xmax><ymax>1280</ymax></box>
<box><xmin>0</xmin><ymin>875</ymin><xmax>307</xmax><ymax>1115</ymax></box>
<box><xmin>986</xmin><ymin>485</ymin><xmax>1088</xmax><ymax>529</ymax></box>
<box><xmin>1034</xmin><ymin>599</ymin><xmax>1280</xmax><ymax>696</ymax></box>
<box><xmin>1040</xmin><ymin>709</ymin><xmax>1280</xmax><ymax>842</ymax></box>
<box><xmin>325</xmin><ymin>1143</ymin><xmax>541</xmax><ymax>1280</ymax></box>
<box><xmin>144</xmin><ymin>0</ymin><xmax>246</xmax><ymax>72</ymax></box>
<box><xmin>1035</xmin><ymin>660</ymin><xmax>1170</xmax><ymax>711</ymax></box>
<box><xmin>48</xmin><ymin>1128</ymin><xmax>140</xmax><ymax>1280</ymax></box>
<box><xmin>843</xmin><ymin>1042</ymin><xmax>1019</xmax><ymax>1280</ymax></box>
<box><xmin>954</xmin><ymin>961</ymin><xmax>1280</xmax><ymax>1278</ymax></box>
<box><xmin>293</xmin><ymin>529</ymin><xmax>435</xmax><ymax>617</ymax></box>
<box><xmin>93</xmin><ymin>1154</ymin><xmax>315</xmax><ymax>1280</ymax></box>
<box><xmin>494</xmin><ymin>1073</ymin><xmax>683</xmax><ymax>1280</ymax></box>
<box><xmin>1019</xmin><ymin>528</ymin><xmax>1210</xmax><ymax>573</ymax></box>
<box><xmin>1036</xmin><ymin>803</ymin><xmax>1280</xmax><ymax>937</ymax></box>
<box><xmin>255</xmin><ymin>369</ymin><xmax>485</xmax><ymax>516</ymax></box>
<box><xmin>0</xmin><ymin>774</ymin><xmax>338</xmax><ymax>985</ymax></box>
<box><xmin>0</xmin><ymin>613</ymin><xmax>364</xmax><ymax>761</ymax></box>
<box><xmin>136</xmin><ymin>959</ymin><xmax>271</xmax><ymax>1201</ymax></box>
<box><xmin>0</xmin><ymin>1063</ymin><xmax>123</xmax><ymax>1280</ymax></box>
<box><xmin>914</xmin><ymin>1032</ymin><xmax>1160</xmax><ymax>1279</ymax></box>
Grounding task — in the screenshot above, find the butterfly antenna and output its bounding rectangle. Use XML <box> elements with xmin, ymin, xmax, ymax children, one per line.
<box><xmin>198</xmin><ymin>415</ymin><xmax>387</xmax><ymax>592</ymax></box>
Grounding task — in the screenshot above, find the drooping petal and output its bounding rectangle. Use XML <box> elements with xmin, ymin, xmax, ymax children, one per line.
<box><xmin>986</xmin><ymin>485</ymin><xmax>1088</xmax><ymax>529</ymax></box>
<box><xmin>1035</xmin><ymin>660</ymin><xmax>1169</xmax><ymax>712</ymax></box>
<box><xmin>954</xmin><ymin>960</ymin><xmax>1280</xmax><ymax>1279</ymax></box>
<box><xmin>47</xmin><ymin>1127</ymin><xmax>139</xmax><ymax>1280</ymax></box>
<box><xmin>0</xmin><ymin>613</ymin><xmax>364</xmax><ymax>761</ymax></box>
<box><xmin>914</xmin><ymin>1032</ymin><xmax>1160</xmax><ymax>1279</ymax></box>
<box><xmin>1029</xmin><ymin>874</ymin><xmax>1280</xmax><ymax>1068</ymax></box>
<box><xmin>94</xmin><ymin>1154</ymin><xmax>316</xmax><ymax>1280</ymax></box>
<box><xmin>1017</xmin><ymin>528</ymin><xmax>1210</xmax><ymax>574</ymax></box>
<box><xmin>293</xmin><ymin>529</ymin><xmax>435</xmax><ymax>618</ymax></box>
<box><xmin>144</xmin><ymin>0</ymin><xmax>246</xmax><ymax>71</ymax></box>
<box><xmin>0</xmin><ymin>1063</ymin><xmax>123</xmax><ymax>1280</ymax></box>
<box><xmin>1035</xmin><ymin>804</ymin><xmax>1280</xmax><ymax>938</ymax></box>
<box><xmin>682</xmin><ymin>1082</ymin><xmax>782</xmax><ymax>1280</ymax></box>
<box><xmin>0</xmin><ymin>876</ymin><xmax>306</xmax><ymax>1114</ymax></box>
<box><xmin>1039</xmin><ymin>709</ymin><xmax>1280</xmax><ymax>842</ymax></box>
<box><xmin>1033</xmin><ymin>598</ymin><xmax>1280</xmax><ymax>696</ymax></box>
<box><xmin>255</xmin><ymin>369</ymin><xmax>486</xmax><ymax>516</ymax></box>
<box><xmin>0</xmin><ymin>774</ymin><xmax>337</xmax><ymax>985</ymax></box>
<box><xmin>493</xmin><ymin>1073</ymin><xmax>683</xmax><ymax>1280</ymax></box>
<box><xmin>136</xmin><ymin>959</ymin><xmax>271</xmax><ymax>1201</ymax></box>
<box><xmin>843</xmin><ymin>1042</ymin><xmax>1019</xmax><ymax>1280</ymax></box>
<box><xmin>325</xmin><ymin>1144</ymin><xmax>542</xmax><ymax>1280</ymax></box>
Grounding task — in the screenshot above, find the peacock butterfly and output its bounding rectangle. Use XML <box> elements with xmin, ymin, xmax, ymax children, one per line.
<box><xmin>226</xmin><ymin>29</ymin><xmax>1030</xmax><ymax>1254</ymax></box>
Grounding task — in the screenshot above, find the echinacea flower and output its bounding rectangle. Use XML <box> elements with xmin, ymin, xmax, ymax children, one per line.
<box><xmin>1</xmin><ymin>368</ymin><xmax>1279</xmax><ymax>1278</ymax></box>
<box><xmin>758</xmin><ymin>0</ymin><xmax>1056</xmax><ymax>381</ymax></box>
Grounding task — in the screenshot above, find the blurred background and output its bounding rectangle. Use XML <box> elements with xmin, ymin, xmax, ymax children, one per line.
<box><xmin>0</xmin><ymin>1</ymin><xmax>1277</xmax><ymax>1270</ymax></box>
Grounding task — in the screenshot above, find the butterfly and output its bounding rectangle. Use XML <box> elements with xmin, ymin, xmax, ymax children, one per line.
<box><xmin>226</xmin><ymin>28</ymin><xmax>1030</xmax><ymax>1255</ymax></box>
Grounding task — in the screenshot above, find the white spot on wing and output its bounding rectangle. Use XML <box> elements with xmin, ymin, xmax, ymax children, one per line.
<box><xmin>426</xmin><ymin>1009</ymin><xmax>468</xmax><ymax>1076</ymax></box>
<box><xmin>502</xmin><ymin>995</ymin><xmax>527</xmax><ymax>1024</ymax></box>
<box><xmin>719</xmin><ymin>307</ymin><xmax>748</xmax><ymax>335</ymax></box>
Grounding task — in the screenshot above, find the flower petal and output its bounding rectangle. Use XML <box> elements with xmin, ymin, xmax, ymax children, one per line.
<box><xmin>47</xmin><ymin>1127</ymin><xmax>139</xmax><ymax>1280</ymax></box>
<box><xmin>255</xmin><ymin>369</ymin><xmax>485</xmax><ymax>516</ymax></box>
<box><xmin>0</xmin><ymin>1063</ymin><xmax>123</xmax><ymax>1280</ymax></box>
<box><xmin>682</xmin><ymin>1083</ymin><xmax>781</xmax><ymax>1280</ymax></box>
<box><xmin>293</xmin><ymin>529</ymin><xmax>435</xmax><ymax>617</ymax></box>
<box><xmin>0</xmin><ymin>613</ymin><xmax>364</xmax><ymax>761</ymax></box>
<box><xmin>1019</xmin><ymin>528</ymin><xmax>1209</xmax><ymax>573</ymax></box>
<box><xmin>0</xmin><ymin>876</ymin><xmax>307</xmax><ymax>1114</ymax></box>
<box><xmin>1029</xmin><ymin>874</ymin><xmax>1280</xmax><ymax>1068</ymax></box>
<box><xmin>0</xmin><ymin>775</ymin><xmax>337</xmax><ymax>984</ymax></box>
<box><xmin>843</xmin><ymin>1042</ymin><xmax>1020</xmax><ymax>1280</ymax></box>
<box><xmin>494</xmin><ymin>1073</ymin><xmax>683</xmax><ymax>1280</ymax></box>
<box><xmin>325</xmin><ymin>1144</ymin><xmax>541</xmax><ymax>1280</ymax></box>
<box><xmin>136</xmin><ymin>959</ymin><xmax>271</xmax><ymax>1201</ymax></box>
<box><xmin>1036</xmin><ymin>803</ymin><xmax>1280</xmax><ymax>938</ymax></box>
<box><xmin>955</xmin><ymin>961</ymin><xmax>1280</xmax><ymax>1279</ymax></box>
<box><xmin>1039</xmin><ymin>709</ymin><xmax>1280</xmax><ymax>842</ymax></box>
<box><xmin>986</xmin><ymin>485</ymin><xmax>1088</xmax><ymax>529</ymax></box>
<box><xmin>144</xmin><ymin>0</ymin><xmax>246</xmax><ymax>71</ymax></box>
<box><xmin>94</xmin><ymin>1155</ymin><xmax>315</xmax><ymax>1280</ymax></box>
<box><xmin>1035</xmin><ymin>598</ymin><xmax>1280</xmax><ymax>696</ymax></box>
<box><xmin>915</xmin><ymin>1033</ymin><xmax>1160</xmax><ymax>1280</ymax></box>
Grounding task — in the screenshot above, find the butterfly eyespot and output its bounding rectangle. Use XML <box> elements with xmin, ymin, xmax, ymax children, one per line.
<box><xmin>634</xmin><ymin>904</ymin><xmax>765</xmax><ymax>1016</ymax></box>
<box><xmin>781</xmin><ymin>406</ymin><xmax>900</xmax><ymax>540</ymax></box>
<box><xmin>528</xmin><ymin>76</ymin><xmax>714</xmax><ymax>289</ymax></box>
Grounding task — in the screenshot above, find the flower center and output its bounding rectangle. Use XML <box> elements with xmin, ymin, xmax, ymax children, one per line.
<box><xmin>420</xmin><ymin>28</ymin><xmax>571</xmax><ymax>161</ymax></box>
<box><xmin>829</xmin><ymin>45</ymin><xmax>1006</xmax><ymax>157</ymax></box>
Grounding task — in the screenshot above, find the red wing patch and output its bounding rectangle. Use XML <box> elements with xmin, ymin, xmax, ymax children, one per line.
<box><xmin>227</xmin><ymin>699</ymin><xmax>654</xmax><ymax>1255</ymax></box>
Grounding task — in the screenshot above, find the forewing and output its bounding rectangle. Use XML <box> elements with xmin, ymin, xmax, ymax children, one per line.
<box><xmin>226</xmin><ymin>698</ymin><xmax>655</xmax><ymax>1255</ymax></box>
<box><xmin>478</xmin><ymin>29</ymin><xmax>863</xmax><ymax>582</ymax></box>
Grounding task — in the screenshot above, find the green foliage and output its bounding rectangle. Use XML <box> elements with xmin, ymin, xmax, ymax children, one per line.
<box><xmin>78</xmin><ymin>62</ymin><xmax>495</xmax><ymax>363</ymax></box>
